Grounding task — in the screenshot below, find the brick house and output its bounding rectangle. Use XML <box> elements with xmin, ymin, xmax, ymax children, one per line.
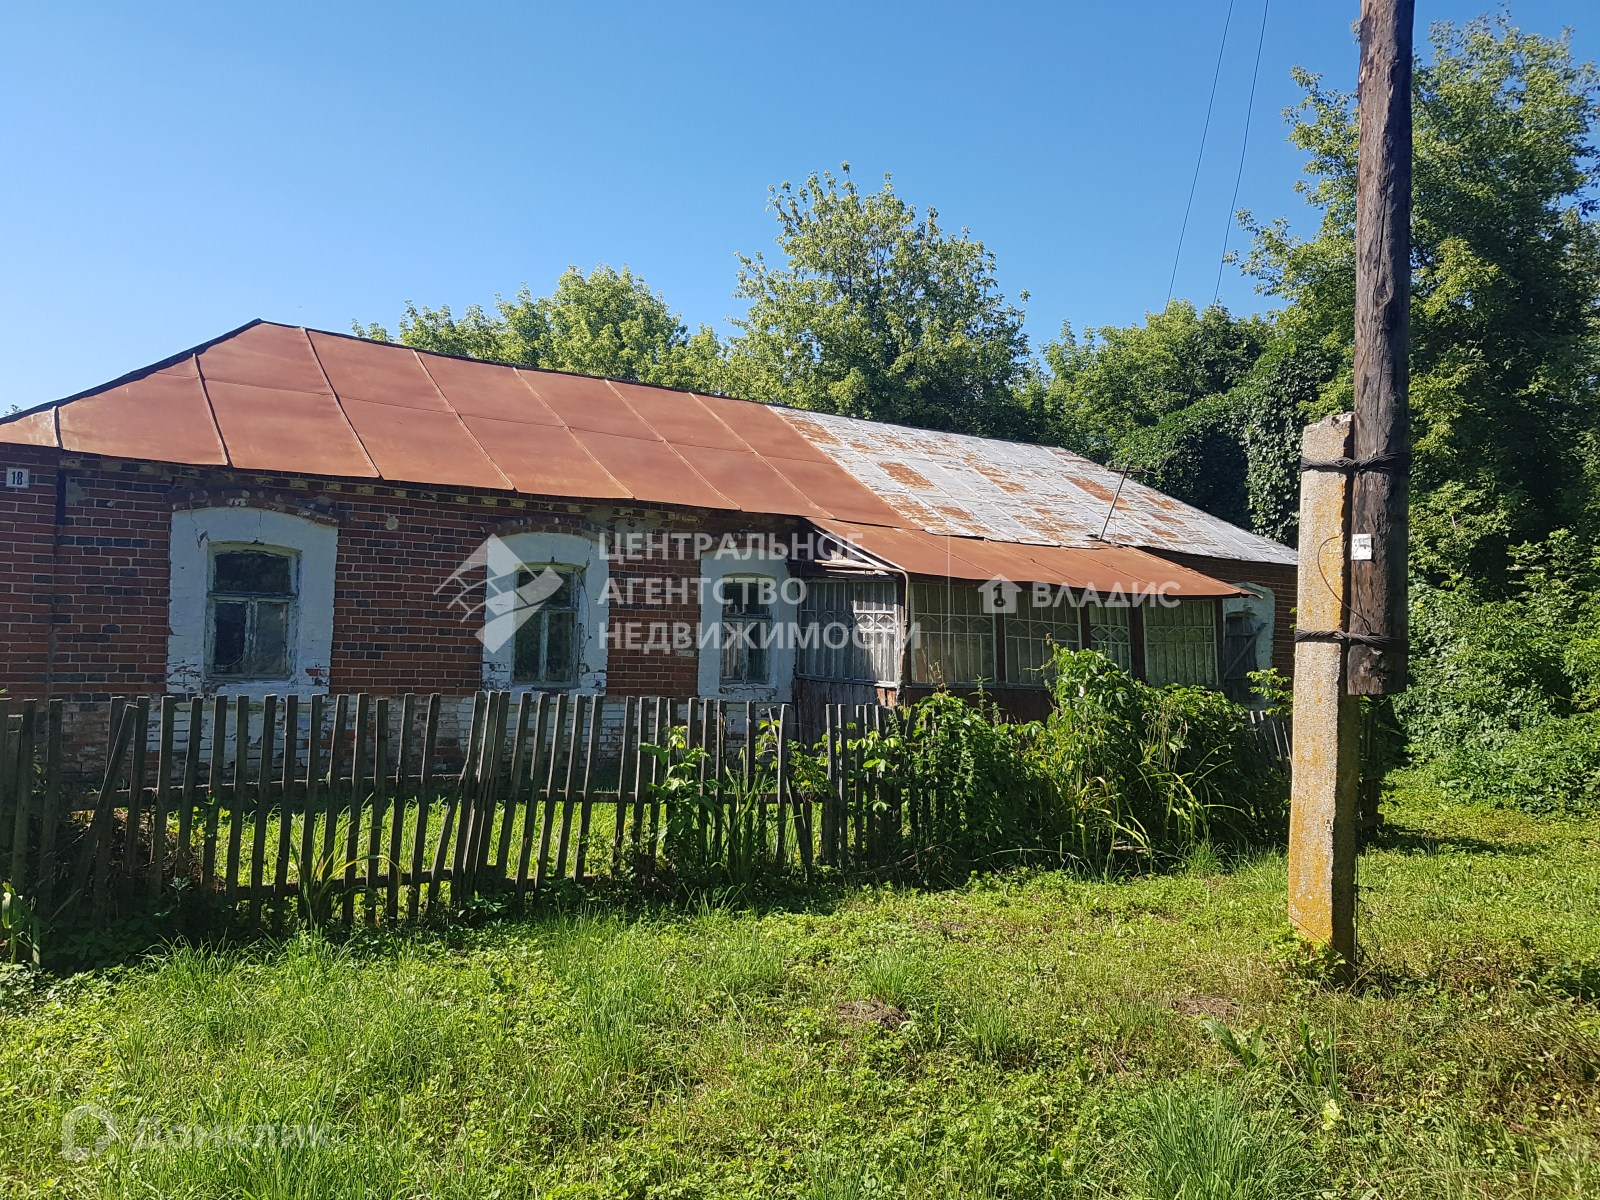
<box><xmin>0</xmin><ymin>320</ymin><xmax>1296</xmax><ymax>755</ymax></box>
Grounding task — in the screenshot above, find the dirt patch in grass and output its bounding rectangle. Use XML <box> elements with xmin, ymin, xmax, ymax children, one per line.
<box><xmin>835</xmin><ymin>999</ymin><xmax>906</xmax><ymax>1030</ymax></box>
<box><xmin>1170</xmin><ymin>995</ymin><xmax>1238</xmax><ymax>1019</ymax></box>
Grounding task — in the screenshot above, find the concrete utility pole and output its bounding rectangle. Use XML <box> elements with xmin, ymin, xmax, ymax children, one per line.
<box><xmin>1288</xmin><ymin>0</ymin><xmax>1412</xmax><ymax>963</ymax></box>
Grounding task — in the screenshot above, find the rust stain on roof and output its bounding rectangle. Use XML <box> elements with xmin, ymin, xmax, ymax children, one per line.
<box><xmin>776</xmin><ymin>409</ymin><xmax>1295</xmax><ymax>566</ymax></box>
<box><xmin>880</xmin><ymin>461</ymin><xmax>934</xmax><ymax>489</ymax></box>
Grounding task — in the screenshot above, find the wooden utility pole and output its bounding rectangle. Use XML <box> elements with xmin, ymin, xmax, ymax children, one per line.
<box><xmin>1348</xmin><ymin>0</ymin><xmax>1413</xmax><ymax>694</ymax></box>
<box><xmin>1287</xmin><ymin>0</ymin><xmax>1412</xmax><ymax>964</ymax></box>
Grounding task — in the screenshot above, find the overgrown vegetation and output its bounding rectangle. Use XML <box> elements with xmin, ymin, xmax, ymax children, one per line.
<box><xmin>643</xmin><ymin>652</ymin><xmax>1283</xmax><ymax>894</ymax></box>
<box><xmin>2</xmin><ymin>773</ymin><xmax>1595</xmax><ymax>1198</ymax></box>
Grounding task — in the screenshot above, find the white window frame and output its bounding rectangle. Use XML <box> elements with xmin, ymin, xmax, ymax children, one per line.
<box><xmin>697</xmin><ymin>550</ymin><xmax>799</xmax><ymax>700</ymax></box>
<box><xmin>168</xmin><ymin>507</ymin><xmax>337</xmax><ymax>697</ymax></box>
<box><xmin>481</xmin><ymin>531</ymin><xmax>608</xmax><ymax>695</ymax></box>
<box><xmin>510</xmin><ymin>564</ymin><xmax>583</xmax><ymax>688</ymax></box>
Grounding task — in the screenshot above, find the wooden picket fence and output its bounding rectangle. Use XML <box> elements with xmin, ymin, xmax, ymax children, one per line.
<box><xmin>0</xmin><ymin>693</ymin><xmax>927</xmax><ymax>948</ymax></box>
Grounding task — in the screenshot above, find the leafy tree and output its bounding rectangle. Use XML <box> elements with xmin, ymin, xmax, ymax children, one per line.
<box><xmin>1039</xmin><ymin>300</ymin><xmax>1272</xmax><ymax>457</ymax></box>
<box><xmin>356</xmin><ymin>265</ymin><xmax>724</xmax><ymax>391</ymax></box>
<box><xmin>721</xmin><ymin>167</ymin><xmax>1034</xmax><ymax>438</ymax></box>
<box><xmin>1241</xmin><ymin>17</ymin><xmax>1600</xmax><ymax>588</ymax></box>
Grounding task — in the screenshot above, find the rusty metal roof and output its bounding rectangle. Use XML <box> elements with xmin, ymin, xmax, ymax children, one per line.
<box><xmin>816</xmin><ymin>519</ymin><xmax>1247</xmax><ymax>597</ymax></box>
<box><xmin>0</xmin><ymin>320</ymin><xmax>1292</xmax><ymax>577</ymax></box>
<box><xmin>776</xmin><ymin>409</ymin><xmax>1297</xmax><ymax>566</ymax></box>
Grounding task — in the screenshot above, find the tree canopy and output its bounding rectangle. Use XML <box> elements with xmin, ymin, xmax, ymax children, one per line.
<box><xmin>356</xmin><ymin>264</ymin><xmax>723</xmax><ymax>391</ymax></box>
<box><xmin>356</xmin><ymin>16</ymin><xmax>1599</xmax><ymax>585</ymax></box>
<box><xmin>720</xmin><ymin>168</ymin><xmax>1035</xmax><ymax>439</ymax></box>
<box><xmin>1241</xmin><ymin>16</ymin><xmax>1600</xmax><ymax>588</ymax></box>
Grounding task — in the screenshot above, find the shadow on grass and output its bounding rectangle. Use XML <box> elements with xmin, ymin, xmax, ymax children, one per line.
<box><xmin>41</xmin><ymin>833</ymin><xmax>1297</xmax><ymax>973</ymax></box>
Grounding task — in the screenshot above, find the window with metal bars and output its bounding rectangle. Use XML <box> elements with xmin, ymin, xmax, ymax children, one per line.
<box><xmin>796</xmin><ymin>579</ymin><xmax>900</xmax><ymax>682</ymax></box>
<box><xmin>207</xmin><ymin>547</ymin><xmax>297</xmax><ymax>680</ymax></box>
<box><xmin>1005</xmin><ymin>601</ymin><xmax>1082</xmax><ymax>686</ymax></box>
<box><xmin>908</xmin><ymin>581</ymin><xmax>993</xmax><ymax>686</ymax></box>
<box><xmin>1086</xmin><ymin>605</ymin><xmax>1132</xmax><ymax>672</ymax></box>
<box><xmin>1144</xmin><ymin>599</ymin><xmax>1219</xmax><ymax>687</ymax></box>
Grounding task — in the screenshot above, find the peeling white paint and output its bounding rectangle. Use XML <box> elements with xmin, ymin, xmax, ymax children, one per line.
<box><xmin>167</xmin><ymin>508</ymin><xmax>337</xmax><ymax>697</ymax></box>
<box><xmin>696</xmin><ymin>548</ymin><xmax>799</xmax><ymax>702</ymax></box>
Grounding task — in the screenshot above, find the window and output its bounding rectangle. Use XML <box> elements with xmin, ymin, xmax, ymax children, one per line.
<box><xmin>797</xmin><ymin>580</ymin><xmax>900</xmax><ymax>683</ymax></box>
<box><xmin>512</xmin><ymin>566</ymin><xmax>579</xmax><ymax>686</ymax></box>
<box><xmin>208</xmin><ymin>547</ymin><xmax>296</xmax><ymax>680</ymax></box>
<box><xmin>1086</xmin><ymin>606</ymin><xmax>1132</xmax><ymax>672</ymax></box>
<box><xmin>1005</xmin><ymin>598</ymin><xmax>1081</xmax><ymax>686</ymax></box>
<box><xmin>909</xmin><ymin>582</ymin><xmax>993</xmax><ymax>685</ymax></box>
<box><xmin>721</xmin><ymin>576</ymin><xmax>775</xmax><ymax>684</ymax></box>
<box><xmin>1144</xmin><ymin>600</ymin><xmax>1219</xmax><ymax>687</ymax></box>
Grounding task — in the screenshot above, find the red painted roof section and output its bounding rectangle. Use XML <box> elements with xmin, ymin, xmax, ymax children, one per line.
<box><xmin>817</xmin><ymin>519</ymin><xmax>1246</xmax><ymax>596</ymax></box>
<box><xmin>57</xmin><ymin>360</ymin><xmax>227</xmax><ymax>465</ymax></box>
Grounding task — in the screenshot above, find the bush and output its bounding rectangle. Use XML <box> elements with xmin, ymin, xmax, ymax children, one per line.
<box><xmin>1035</xmin><ymin>649</ymin><xmax>1286</xmax><ymax>853</ymax></box>
<box><xmin>1397</xmin><ymin>530</ymin><xmax>1600</xmax><ymax>812</ymax></box>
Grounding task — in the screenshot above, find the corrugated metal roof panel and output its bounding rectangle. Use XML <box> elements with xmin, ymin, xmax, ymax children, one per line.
<box><xmin>763</xmin><ymin>455</ymin><xmax>907</xmax><ymax>525</ymax></box>
<box><xmin>525</xmin><ymin>371</ymin><xmax>659</xmax><ymax>440</ymax></box>
<box><xmin>781</xmin><ymin>409</ymin><xmax>1296</xmax><ymax>566</ymax></box>
<box><xmin>205</xmin><ymin>381</ymin><xmax>378</xmax><ymax>477</ymax></box>
<box><xmin>817</xmin><ymin>519</ymin><xmax>1248</xmax><ymax>597</ymax></box>
<box><xmin>8</xmin><ymin>323</ymin><xmax>1292</xmax><ymax>569</ymax></box>
<box><xmin>694</xmin><ymin>392</ymin><xmax>833</xmax><ymax>462</ymax></box>
<box><xmin>421</xmin><ymin>357</ymin><xmax>562</xmax><ymax>425</ymax></box>
<box><xmin>609</xmin><ymin>382</ymin><xmax>750</xmax><ymax>451</ymax></box>
<box><xmin>198</xmin><ymin>323</ymin><xmax>331</xmax><ymax>394</ymax></box>
<box><xmin>674</xmin><ymin>445</ymin><xmax>830</xmax><ymax>517</ymax></box>
<box><xmin>338</xmin><ymin>397</ymin><xmax>512</xmax><ymax>489</ymax></box>
<box><xmin>0</xmin><ymin>410</ymin><xmax>58</xmax><ymax>447</ymax></box>
<box><xmin>56</xmin><ymin>361</ymin><xmax>228</xmax><ymax>465</ymax></box>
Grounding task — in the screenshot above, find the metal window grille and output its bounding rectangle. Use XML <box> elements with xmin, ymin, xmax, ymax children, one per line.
<box><xmin>796</xmin><ymin>579</ymin><xmax>900</xmax><ymax>682</ymax></box>
<box><xmin>1005</xmin><ymin>601</ymin><xmax>1082</xmax><ymax>687</ymax></box>
<box><xmin>512</xmin><ymin>567</ymin><xmax>579</xmax><ymax>686</ymax></box>
<box><xmin>1144</xmin><ymin>599</ymin><xmax>1219</xmax><ymax>687</ymax></box>
<box><xmin>909</xmin><ymin>581</ymin><xmax>993</xmax><ymax>686</ymax></box>
<box><xmin>207</xmin><ymin>548</ymin><xmax>297</xmax><ymax>680</ymax></box>
<box><xmin>1086</xmin><ymin>606</ymin><xmax>1132</xmax><ymax>672</ymax></box>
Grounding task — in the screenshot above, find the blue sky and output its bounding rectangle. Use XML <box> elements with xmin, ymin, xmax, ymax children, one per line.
<box><xmin>3</xmin><ymin>1</ymin><xmax>1594</xmax><ymax>406</ymax></box>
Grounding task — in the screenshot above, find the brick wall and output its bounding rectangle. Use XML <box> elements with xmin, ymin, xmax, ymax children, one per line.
<box><xmin>0</xmin><ymin>448</ymin><xmax>1297</xmax><ymax>771</ymax></box>
<box><xmin>0</xmin><ymin>449</ymin><xmax>812</xmax><ymax>703</ymax></box>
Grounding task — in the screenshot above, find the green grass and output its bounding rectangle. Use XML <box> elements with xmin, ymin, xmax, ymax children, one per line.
<box><xmin>2</xmin><ymin>770</ymin><xmax>1598</xmax><ymax>1198</ymax></box>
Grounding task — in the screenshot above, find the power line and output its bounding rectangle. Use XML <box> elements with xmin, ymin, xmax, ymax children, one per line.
<box><xmin>1214</xmin><ymin>0</ymin><xmax>1271</xmax><ymax>304</ymax></box>
<box><xmin>1166</xmin><ymin>0</ymin><xmax>1237</xmax><ymax>305</ymax></box>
